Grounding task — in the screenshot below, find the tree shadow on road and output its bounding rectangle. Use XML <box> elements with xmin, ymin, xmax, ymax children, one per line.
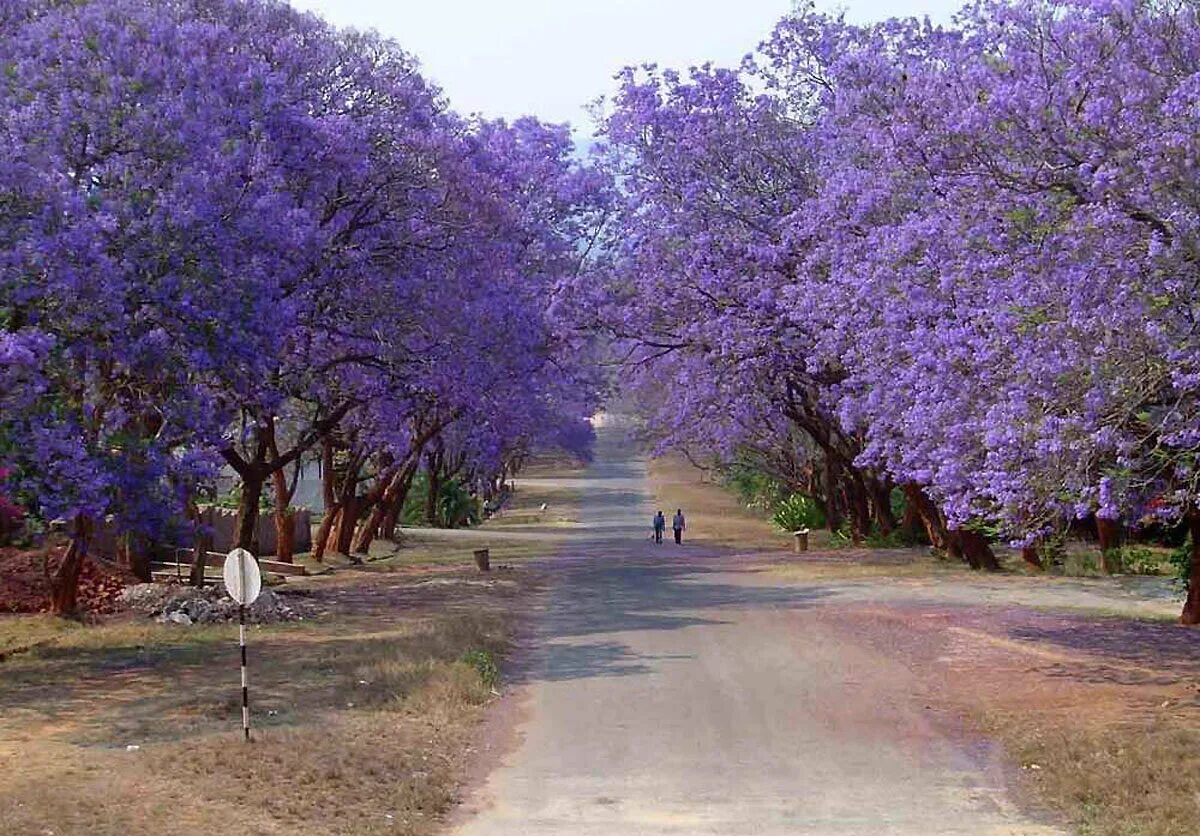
<box><xmin>510</xmin><ymin>551</ymin><xmax>835</xmax><ymax>685</ymax></box>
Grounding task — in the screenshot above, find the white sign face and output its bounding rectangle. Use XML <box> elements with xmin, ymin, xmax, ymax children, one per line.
<box><xmin>223</xmin><ymin>548</ymin><xmax>262</xmax><ymax>605</ymax></box>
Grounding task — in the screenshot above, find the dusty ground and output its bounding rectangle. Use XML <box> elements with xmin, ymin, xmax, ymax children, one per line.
<box><xmin>0</xmin><ymin>461</ymin><xmax>582</xmax><ymax>836</ymax></box>
<box><xmin>648</xmin><ymin>449</ymin><xmax>1200</xmax><ymax>836</ymax></box>
<box><xmin>454</xmin><ymin>431</ymin><xmax>1199</xmax><ymax>835</ymax></box>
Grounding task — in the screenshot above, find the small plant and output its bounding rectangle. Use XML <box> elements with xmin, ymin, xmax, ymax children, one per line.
<box><xmin>1113</xmin><ymin>546</ymin><xmax>1164</xmax><ymax>576</ymax></box>
<box><xmin>1062</xmin><ymin>550</ymin><xmax>1100</xmax><ymax>577</ymax></box>
<box><xmin>723</xmin><ymin>462</ymin><xmax>787</xmax><ymax>512</ymax></box>
<box><xmin>771</xmin><ymin>493</ymin><xmax>825</xmax><ymax>532</ymax></box>
<box><xmin>1168</xmin><ymin>536</ymin><xmax>1192</xmax><ymax>592</ymax></box>
<box><xmin>460</xmin><ymin>649</ymin><xmax>499</xmax><ymax>689</ymax></box>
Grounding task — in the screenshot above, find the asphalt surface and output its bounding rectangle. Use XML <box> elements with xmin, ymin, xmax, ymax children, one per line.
<box><xmin>454</xmin><ymin>428</ymin><xmax>1062</xmax><ymax>835</ymax></box>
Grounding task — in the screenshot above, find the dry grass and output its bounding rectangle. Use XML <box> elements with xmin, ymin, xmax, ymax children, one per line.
<box><xmin>0</xmin><ymin>571</ymin><xmax>527</xmax><ymax>835</ymax></box>
<box><xmin>986</xmin><ymin>712</ymin><xmax>1200</xmax><ymax>835</ymax></box>
<box><xmin>763</xmin><ymin>552</ymin><xmax>963</xmax><ymax>581</ymax></box>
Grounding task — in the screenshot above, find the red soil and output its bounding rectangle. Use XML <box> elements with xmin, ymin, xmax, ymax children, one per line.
<box><xmin>0</xmin><ymin>544</ymin><xmax>132</xmax><ymax>615</ymax></box>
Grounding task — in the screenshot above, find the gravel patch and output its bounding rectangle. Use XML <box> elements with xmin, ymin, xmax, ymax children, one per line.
<box><xmin>119</xmin><ymin>582</ymin><xmax>316</xmax><ymax>624</ymax></box>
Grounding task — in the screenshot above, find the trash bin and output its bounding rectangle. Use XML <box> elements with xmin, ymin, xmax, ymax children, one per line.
<box><xmin>473</xmin><ymin>548</ymin><xmax>491</xmax><ymax>572</ymax></box>
<box><xmin>793</xmin><ymin>529</ymin><xmax>810</xmax><ymax>554</ymax></box>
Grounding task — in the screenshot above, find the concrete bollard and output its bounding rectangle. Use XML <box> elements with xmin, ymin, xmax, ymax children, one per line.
<box><xmin>473</xmin><ymin>548</ymin><xmax>491</xmax><ymax>572</ymax></box>
<box><xmin>793</xmin><ymin>529</ymin><xmax>810</xmax><ymax>554</ymax></box>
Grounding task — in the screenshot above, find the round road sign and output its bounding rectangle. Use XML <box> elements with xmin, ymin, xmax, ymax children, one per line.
<box><xmin>223</xmin><ymin>548</ymin><xmax>262</xmax><ymax>605</ymax></box>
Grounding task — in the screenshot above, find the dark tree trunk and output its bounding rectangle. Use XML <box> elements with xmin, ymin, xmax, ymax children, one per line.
<box><xmin>1096</xmin><ymin>516</ymin><xmax>1121</xmax><ymax>574</ymax></box>
<box><xmin>869</xmin><ymin>479</ymin><xmax>897</xmax><ymax>536</ymax></box>
<box><xmin>234</xmin><ymin>473</ymin><xmax>265</xmax><ymax>553</ymax></box>
<box><xmin>823</xmin><ymin>457</ymin><xmax>844</xmax><ymax>535</ymax></box>
<box><xmin>953</xmin><ymin>529</ymin><xmax>1000</xmax><ymax>572</ymax></box>
<box><xmin>270</xmin><ymin>456</ymin><xmax>295</xmax><ymax>563</ymax></box>
<box><xmin>190</xmin><ymin>508</ymin><xmax>213</xmax><ymax>587</ymax></box>
<box><xmin>425</xmin><ymin>455</ymin><xmax>442</xmax><ymax>528</ymax></box>
<box><xmin>845</xmin><ymin>474</ymin><xmax>872</xmax><ymax>542</ymax></box>
<box><xmin>335</xmin><ymin>493</ymin><xmax>358</xmax><ymax>556</ymax></box>
<box><xmin>118</xmin><ymin>532</ymin><xmax>152</xmax><ymax>583</ymax></box>
<box><xmin>50</xmin><ymin>515</ymin><xmax>92</xmax><ymax>616</ymax></box>
<box><xmin>946</xmin><ymin>535</ymin><xmax>964</xmax><ymax>563</ymax></box>
<box><xmin>354</xmin><ymin>459</ymin><xmax>418</xmax><ymax>554</ymax></box>
<box><xmin>312</xmin><ymin>508</ymin><xmax>338</xmax><ymax>563</ymax></box>
<box><xmin>1021</xmin><ymin>545</ymin><xmax>1044</xmax><ymax>569</ymax></box>
<box><xmin>902</xmin><ymin>484</ymin><xmax>949</xmax><ymax>551</ymax></box>
<box><xmin>1181</xmin><ymin>510</ymin><xmax>1200</xmax><ymax>626</ymax></box>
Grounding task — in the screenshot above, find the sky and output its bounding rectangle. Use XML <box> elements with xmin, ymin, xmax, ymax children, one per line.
<box><xmin>288</xmin><ymin>1</ymin><xmax>964</xmax><ymax>136</ymax></box>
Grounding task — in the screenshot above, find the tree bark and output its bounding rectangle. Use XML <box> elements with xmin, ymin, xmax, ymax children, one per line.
<box><xmin>952</xmin><ymin>529</ymin><xmax>1000</xmax><ymax>572</ymax></box>
<box><xmin>1021</xmin><ymin>545</ymin><xmax>1044</xmax><ymax>569</ymax></box>
<box><xmin>50</xmin><ymin>515</ymin><xmax>92</xmax><ymax>616</ymax></box>
<box><xmin>869</xmin><ymin>478</ymin><xmax>897</xmax><ymax>536</ymax></box>
<box><xmin>335</xmin><ymin>493</ymin><xmax>358</xmax><ymax>556</ymax></box>
<box><xmin>425</xmin><ymin>451</ymin><xmax>443</xmax><ymax>528</ymax></box>
<box><xmin>353</xmin><ymin>459</ymin><xmax>418</xmax><ymax>554</ymax></box>
<box><xmin>902</xmin><ymin>484</ymin><xmax>949</xmax><ymax>551</ymax></box>
<box><xmin>1096</xmin><ymin>515</ymin><xmax>1121</xmax><ymax>574</ymax></box>
<box><xmin>312</xmin><ymin>507</ymin><xmax>339</xmax><ymax>563</ymax></box>
<box><xmin>190</xmin><ymin>507</ymin><xmax>213</xmax><ymax>587</ymax></box>
<box><xmin>1181</xmin><ymin>510</ymin><xmax>1200</xmax><ymax>626</ymax></box>
<box><xmin>118</xmin><ymin>532</ymin><xmax>152</xmax><ymax>583</ymax></box>
<box><xmin>823</xmin><ymin>458</ymin><xmax>843</xmax><ymax>535</ymax></box>
<box><xmin>233</xmin><ymin>473</ymin><xmax>265</xmax><ymax>553</ymax></box>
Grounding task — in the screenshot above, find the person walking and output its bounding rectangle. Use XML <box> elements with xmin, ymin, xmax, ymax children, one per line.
<box><xmin>652</xmin><ymin>510</ymin><xmax>666</xmax><ymax>544</ymax></box>
<box><xmin>672</xmin><ymin>508</ymin><xmax>686</xmax><ymax>544</ymax></box>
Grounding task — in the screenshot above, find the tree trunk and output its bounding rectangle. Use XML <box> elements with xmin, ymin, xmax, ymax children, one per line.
<box><xmin>902</xmin><ymin>484</ymin><xmax>949</xmax><ymax>551</ymax></box>
<box><xmin>845</xmin><ymin>475</ymin><xmax>872</xmax><ymax>542</ymax></box>
<box><xmin>335</xmin><ymin>493</ymin><xmax>358</xmax><ymax>556</ymax></box>
<box><xmin>234</xmin><ymin>473</ymin><xmax>265</xmax><ymax>553</ymax></box>
<box><xmin>946</xmin><ymin>535</ymin><xmax>964</xmax><ymax>563</ymax></box>
<box><xmin>190</xmin><ymin>508</ymin><xmax>213</xmax><ymax>587</ymax></box>
<box><xmin>953</xmin><ymin>529</ymin><xmax>999</xmax><ymax>571</ymax></box>
<box><xmin>274</xmin><ymin>507</ymin><xmax>295</xmax><ymax>562</ymax></box>
<box><xmin>50</xmin><ymin>515</ymin><xmax>92</xmax><ymax>616</ymax></box>
<box><xmin>1181</xmin><ymin>510</ymin><xmax>1200</xmax><ymax>626</ymax></box>
<box><xmin>1096</xmin><ymin>515</ymin><xmax>1121</xmax><ymax>574</ymax></box>
<box><xmin>312</xmin><ymin>507</ymin><xmax>339</xmax><ymax>563</ymax></box>
<box><xmin>353</xmin><ymin>460</ymin><xmax>417</xmax><ymax>554</ymax></box>
<box><xmin>271</xmin><ymin>454</ymin><xmax>295</xmax><ymax>563</ymax></box>
<box><xmin>820</xmin><ymin>457</ymin><xmax>841</xmax><ymax>534</ymax></box>
<box><xmin>118</xmin><ymin>532</ymin><xmax>152</xmax><ymax>583</ymax></box>
<box><xmin>425</xmin><ymin>463</ymin><xmax>442</xmax><ymax>527</ymax></box>
<box><xmin>869</xmin><ymin>479</ymin><xmax>897</xmax><ymax>536</ymax></box>
<box><xmin>1021</xmin><ymin>545</ymin><xmax>1043</xmax><ymax>569</ymax></box>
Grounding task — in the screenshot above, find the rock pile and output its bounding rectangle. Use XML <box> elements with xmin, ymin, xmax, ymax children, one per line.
<box><xmin>119</xmin><ymin>583</ymin><xmax>316</xmax><ymax>625</ymax></box>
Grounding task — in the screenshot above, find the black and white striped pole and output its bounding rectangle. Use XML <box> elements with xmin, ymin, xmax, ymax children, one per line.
<box><xmin>239</xmin><ymin>602</ymin><xmax>250</xmax><ymax>741</ymax></box>
<box><xmin>223</xmin><ymin>548</ymin><xmax>262</xmax><ymax>743</ymax></box>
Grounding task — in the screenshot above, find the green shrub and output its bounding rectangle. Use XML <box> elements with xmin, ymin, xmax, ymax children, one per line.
<box><xmin>771</xmin><ymin>494</ymin><xmax>825</xmax><ymax>532</ymax></box>
<box><xmin>402</xmin><ymin>472</ymin><xmax>481</xmax><ymax>528</ymax></box>
<box><xmin>722</xmin><ymin>461</ymin><xmax>787</xmax><ymax>511</ymax></box>
<box><xmin>460</xmin><ymin>649</ymin><xmax>499</xmax><ymax>689</ymax></box>
<box><xmin>1168</xmin><ymin>536</ymin><xmax>1193</xmax><ymax>592</ymax></box>
<box><xmin>1113</xmin><ymin>546</ymin><xmax>1165</xmax><ymax>575</ymax></box>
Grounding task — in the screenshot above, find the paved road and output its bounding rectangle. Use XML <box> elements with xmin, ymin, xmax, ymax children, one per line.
<box><xmin>454</xmin><ymin>428</ymin><xmax>1061</xmax><ymax>835</ymax></box>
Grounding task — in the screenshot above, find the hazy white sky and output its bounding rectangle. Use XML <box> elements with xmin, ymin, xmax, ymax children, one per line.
<box><xmin>288</xmin><ymin>1</ymin><xmax>963</xmax><ymax>134</ymax></box>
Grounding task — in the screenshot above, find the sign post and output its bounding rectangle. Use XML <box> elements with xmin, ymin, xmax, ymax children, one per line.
<box><xmin>223</xmin><ymin>548</ymin><xmax>262</xmax><ymax>742</ymax></box>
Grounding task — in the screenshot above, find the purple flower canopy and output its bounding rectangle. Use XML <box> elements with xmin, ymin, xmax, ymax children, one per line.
<box><xmin>0</xmin><ymin>0</ymin><xmax>606</xmax><ymax>537</ymax></box>
<box><xmin>586</xmin><ymin>0</ymin><xmax>1200</xmax><ymax>545</ymax></box>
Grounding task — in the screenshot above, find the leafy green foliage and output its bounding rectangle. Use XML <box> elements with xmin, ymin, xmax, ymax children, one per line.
<box><xmin>770</xmin><ymin>493</ymin><xmax>824</xmax><ymax>532</ymax></box>
<box><xmin>402</xmin><ymin>471</ymin><xmax>481</xmax><ymax>529</ymax></box>
<box><xmin>722</xmin><ymin>460</ymin><xmax>787</xmax><ymax>511</ymax></box>
<box><xmin>1168</xmin><ymin>536</ymin><xmax>1193</xmax><ymax>592</ymax></box>
<box><xmin>460</xmin><ymin>648</ymin><xmax>499</xmax><ymax>689</ymax></box>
